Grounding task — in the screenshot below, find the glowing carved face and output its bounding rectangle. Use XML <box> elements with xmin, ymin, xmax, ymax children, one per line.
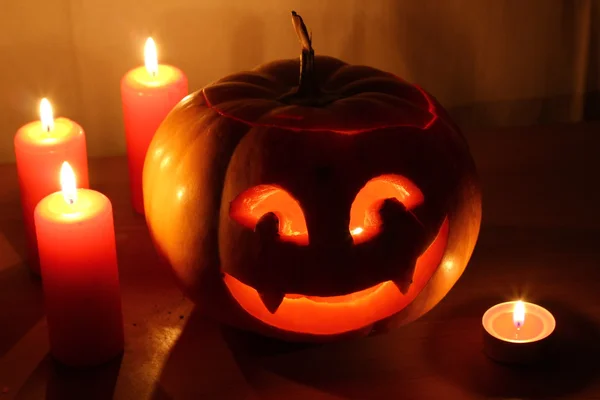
<box><xmin>224</xmin><ymin>174</ymin><xmax>449</xmax><ymax>335</ymax></box>
<box><xmin>142</xmin><ymin>54</ymin><xmax>482</xmax><ymax>342</ymax></box>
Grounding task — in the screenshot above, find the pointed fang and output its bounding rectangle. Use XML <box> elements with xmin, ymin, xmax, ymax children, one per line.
<box><xmin>259</xmin><ymin>291</ymin><xmax>285</xmax><ymax>314</ymax></box>
<box><xmin>393</xmin><ymin>279</ymin><xmax>413</xmax><ymax>295</ymax></box>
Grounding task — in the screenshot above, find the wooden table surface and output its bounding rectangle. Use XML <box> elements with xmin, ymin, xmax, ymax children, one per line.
<box><xmin>1</xmin><ymin>123</ymin><xmax>600</xmax><ymax>399</ymax></box>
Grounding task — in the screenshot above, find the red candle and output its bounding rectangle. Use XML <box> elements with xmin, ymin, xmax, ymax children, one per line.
<box><xmin>14</xmin><ymin>99</ymin><xmax>89</xmax><ymax>274</ymax></box>
<box><xmin>121</xmin><ymin>37</ymin><xmax>188</xmax><ymax>214</ymax></box>
<box><xmin>35</xmin><ymin>162</ymin><xmax>123</xmax><ymax>367</ymax></box>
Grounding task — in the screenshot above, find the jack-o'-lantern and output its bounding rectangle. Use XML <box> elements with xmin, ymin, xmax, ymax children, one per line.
<box><xmin>143</xmin><ymin>12</ymin><xmax>481</xmax><ymax>341</ymax></box>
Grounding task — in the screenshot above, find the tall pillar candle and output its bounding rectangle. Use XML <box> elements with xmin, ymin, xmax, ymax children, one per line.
<box><xmin>121</xmin><ymin>37</ymin><xmax>188</xmax><ymax>214</ymax></box>
<box><xmin>35</xmin><ymin>162</ymin><xmax>123</xmax><ymax>367</ymax></box>
<box><xmin>14</xmin><ymin>99</ymin><xmax>89</xmax><ymax>274</ymax></box>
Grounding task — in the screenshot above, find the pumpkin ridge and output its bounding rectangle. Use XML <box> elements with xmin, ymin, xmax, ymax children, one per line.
<box><xmin>202</xmin><ymin>83</ymin><xmax>439</xmax><ymax>134</ymax></box>
<box><xmin>214</xmin><ymin>71</ymin><xmax>285</xmax><ymax>90</ymax></box>
<box><xmin>254</xmin><ymin>55</ymin><xmax>348</xmax><ymax>88</ymax></box>
<box><xmin>324</xmin><ymin>64</ymin><xmax>398</xmax><ymax>87</ymax></box>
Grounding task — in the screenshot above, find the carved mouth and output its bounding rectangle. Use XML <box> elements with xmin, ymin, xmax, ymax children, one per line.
<box><xmin>225</xmin><ymin>275</ymin><xmax>387</xmax><ymax>304</ymax></box>
<box><xmin>223</xmin><ymin>218</ymin><xmax>449</xmax><ymax>336</ymax></box>
<box><xmin>271</xmin><ymin>281</ymin><xmax>385</xmax><ymax>302</ymax></box>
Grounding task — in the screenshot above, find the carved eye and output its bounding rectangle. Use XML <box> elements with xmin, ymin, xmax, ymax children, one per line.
<box><xmin>349</xmin><ymin>174</ymin><xmax>424</xmax><ymax>244</ymax></box>
<box><xmin>230</xmin><ymin>185</ymin><xmax>308</xmax><ymax>245</ymax></box>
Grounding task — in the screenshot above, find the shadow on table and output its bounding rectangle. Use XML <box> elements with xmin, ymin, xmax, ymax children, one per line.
<box><xmin>424</xmin><ymin>296</ymin><xmax>600</xmax><ymax>399</ymax></box>
<box><xmin>0</xmin><ymin>264</ymin><xmax>44</xmax><ymax>357</ymax></box>
<box><xmin>153</xmin><ymin>307</ymin><xmax>419</xmax><ymax>399</ymax></box>
<box><xmin>0</xmin><ymin>212</ymin><xmax>28</xmax><ymax>262</ymax></box>
<box><xmin>16</xmin><ymin>353</ymin><xmax>122</xmax><ymax>399</ymax></box>
<box><xmin>45</xmin><ymin>354</ymin><xmax>123</xmax><ymax>400</ymax></box>
<box><xmin>150</xmin><ymin>308</ymin><xmax>262</xmax><ymax>399</ymax></box>
<box><xmin>152</xmin><ymin>307</ymin><xmax>349</xmax><ymax>399</ymax></box>
<box><xmin>221</xmin><ymin>325</ymin><xmax>319</xmax><ymax>359</ymax></box>
<box><xmin>222</xmin><ymin>326</ymin><xmax>364</xmax><ymax>399</ymax></box>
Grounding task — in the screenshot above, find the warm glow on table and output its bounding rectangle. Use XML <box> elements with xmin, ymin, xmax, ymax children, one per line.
<box><xmin>14</xmin><ymin>99</ymin><xmax>89</xmax><ymax>273</ymax></box>
<box><xmin>121</xmin><ymin>37</ymin><xmax>188</xmax><ymax>214</ymax></box>
<box><xmin>34</xmin><ymin>162</ymin><xmax>123</xmax><ymax>366</ymax></box>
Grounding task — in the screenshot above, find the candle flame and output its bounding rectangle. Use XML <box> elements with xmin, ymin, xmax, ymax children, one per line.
<box><xmin>351</xmin><ymin>227</ymin><xmax>364</xmax><ymax>236</ymax></box>
<box><xmin>40</xmin><ymin>98</ymin><xmax>54</xmax><ymax>132</ymax></box>
<box><xmin>60</xmin><ymin>162</ymin><xmax>77</xmax><ymax>205</ymax></box>
<box><xmin>513</xmin><ymin>300</ymin><xmax>525</xmax><ymax>329</ymax></box>
<box><xmin>144</xmin><ymin>37</ymin><xmax>158</xmax><ymax>76</ymax></box>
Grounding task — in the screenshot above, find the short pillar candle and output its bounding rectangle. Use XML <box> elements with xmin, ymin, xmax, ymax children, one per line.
<box><xmin>35</xmin><ymin>162</ymin><xmax>123</xmax><ymax>366</ymax></box>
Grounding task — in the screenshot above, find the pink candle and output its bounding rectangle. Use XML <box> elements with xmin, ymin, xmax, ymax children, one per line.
<box><xmin>121</xmin><ymin>37</ymin><xmax>188</xmax><ymax>214</ymax></box>
<box><xmin>482</xmin><ymin>300</ymin><xmax>556</xmax><ymax>364</ymax></box>
<box><xmin>14</xmin><ymin>99</ymin><xmax>89</xmax><ymax>274</ymax></box>
<box><xmin>34</xmin><ymin>162</ymin><xmax>123</xmax><ymax>367</ymax></box>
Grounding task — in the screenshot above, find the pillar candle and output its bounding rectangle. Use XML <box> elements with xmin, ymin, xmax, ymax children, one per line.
<box><xmin>35</xmin><ymin>162</ymin><xmax>123</xmax><ymax>367</ymax></box>
<box><xmin>121</xmin><ymin>37</ymin><xmax>188</xmax><ymax>214</ymax></box>
<box><xmin>14</xmin><ymin>99</ymin><xmax>89</xmax><ymax>274</ymax></box>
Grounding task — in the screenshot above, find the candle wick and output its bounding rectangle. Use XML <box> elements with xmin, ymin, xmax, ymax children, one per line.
<box><xmin>68</xmin><ymin>198</ymin><xmax>74</xmax><ymax>205</ymax></box>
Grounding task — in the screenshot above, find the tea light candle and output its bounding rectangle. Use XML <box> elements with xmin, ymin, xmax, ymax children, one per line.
<box><xmin>14</xmin><ymin>99</ymin><xmax>89</xmax><ymax>273</ymax></box>
<box><xmin>121</xmin><ymin>37</ymin><xmax>188</xmax><ymax>214</ymax></box>
<box><xmin>34</xmin><ymin>162</ymin><xmax>123</xmax><ymax>367</ymax></box>
<box><xmin>482</xmin><ymin>300</ymin><xmax>556</xmax><ymax>364</ymax></box>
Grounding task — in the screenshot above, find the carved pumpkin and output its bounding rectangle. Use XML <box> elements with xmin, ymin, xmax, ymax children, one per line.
<box><xmin>143</xmin><ymin>12</ymin><xmax>481</xmax><ymax>341</ymax></box>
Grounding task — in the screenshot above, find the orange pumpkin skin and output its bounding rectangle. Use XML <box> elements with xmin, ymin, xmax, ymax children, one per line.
<box><xmin>143</xmin><ymin>55</ymin><xmax>481</xmax><ymax>341</ymax></box>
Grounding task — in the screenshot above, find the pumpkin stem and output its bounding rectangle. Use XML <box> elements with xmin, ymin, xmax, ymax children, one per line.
<box><xmin>291</xmin><ymin>11</ymin><xmax>318</xmax><ymax>97</ymax></box>
<box><xmin>279</xmin><ymin>11</ymin><xmax>337</xmax><ymax>106</ymax></box>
